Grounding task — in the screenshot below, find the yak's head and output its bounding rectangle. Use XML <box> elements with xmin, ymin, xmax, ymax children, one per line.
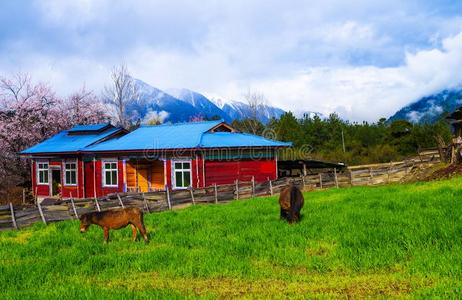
<box><xmin>79</xmin><ymin>214</ymin><xmax>91</xmax><ymax>233</ymax></box>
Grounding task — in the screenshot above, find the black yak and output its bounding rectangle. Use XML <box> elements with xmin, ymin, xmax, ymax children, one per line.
<box><xmin>79</xmin><ymin>207</ymin><xmax>149</xmax><ymax>243</ymax></box>
<box><xmin>279</xmin><ymin>183</ymin><xmax>304</xmax><ymax>223</ymax></box>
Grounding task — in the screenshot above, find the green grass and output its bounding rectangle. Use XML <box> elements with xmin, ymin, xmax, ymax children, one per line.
<box><xmin>2</xmin><ymin>177</ymin><xmax>462</xmax><ymax>299</ymax></box>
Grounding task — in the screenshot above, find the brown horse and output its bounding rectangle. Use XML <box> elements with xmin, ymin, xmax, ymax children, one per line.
<box><xmin>79</xmin><ymin>207</ymin><xmax>149</xmax><ymax>243</ymax></box>
<box><xmin>279</xmin><ymin>183</ymin><xmax>304</xmax><ymax>223</ymax></box>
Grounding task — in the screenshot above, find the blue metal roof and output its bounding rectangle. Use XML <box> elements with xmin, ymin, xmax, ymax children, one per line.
<box><xmin>200</xmin><ymin>132</ymin><xmax>291</xmax><ymax>148</ymax></box>
<box><xmin>87</xmin><ymin>120</ymin><xmax>224</xmax><ymax>151</ymax></box>
<box><xmin>87</xmin><ymin>120</ymin><xmax>290</xmax><ymax>151</ymax></box>
<box><xmin>21</xmin><ymin>120</ymin><xmax>291</xmax><ymax>155</ymax></box>
<box><xmin>68</xmin><ymin>123</ymin><xmax>111</xmax><ymax>132</ymax></box>
<box><xmin>21</xmin><ymin>126</ymin><xmax>122</xmax><ymax>154</ymax></box>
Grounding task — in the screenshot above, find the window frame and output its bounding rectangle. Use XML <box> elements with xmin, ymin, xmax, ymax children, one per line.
<box><xmin>172</xmin><ymin>160</ymin><xmax>192</xmax><ymax>189</ymax></box>
<box><xmin>102</xmin><ymin>160</ymin><xmax>118</xmax><ymax>188</ymax></box>
<box><xmin>63</xmin><ymin>160</ymin><xmax>78</xmax><ymax>186</ymax></box>
<box><xmin>36</xmin><ymin>161</ymin><xmax>49</xmax><ymax>185</ymax></box>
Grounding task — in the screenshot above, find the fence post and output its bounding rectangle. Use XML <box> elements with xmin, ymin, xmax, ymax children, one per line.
<box><xmin>69</xmin><ymin>192</ymin><xmax>78</xmax><ymax>219</ymax></box>
<box><xmin>334</xmin><ymin>168</ymin><xmax>339</xmax><ymax>188</ymax></box>
<box><xmin>235</xmin><ymin>179</ymin><xmax>239</xmax><ymax>200</ymax></box>
<box><xmin>301</xmin><ymin>176</ymin><xmax>305</xmax><ymax>191</ymax></box>
<box><xmin>251</xmin><ymin>176</ymin><xmax>255</xmax><ymax>197</ymax></box>
<box><xmin>70</xmin><ymin>197</ymin><xmax>79</xmax><ymax>219</ymax></box>
<box><xmin>9</xmin><ymin>202</ymin><xmax>17</xmax><ymax>229</ymax></box>
<box><xmin>349</xmin><ymin>169</ymin><xmax>353</xmax><ymax>186</ymax></box>
<box><xmin>319</xmin><ymin>173</ymin><xmax>323</xmax><ymax>189</ymax></box>
<box><xmin>142</xmin><ymin>193</ymin><xmax>150</xmax><ymax>213</ymax></box>
<box><xmin>387</xmin><ymin>162</ymin><xmax>392</xmax><ymax>183</ymax></box>
<box><xmin>94</xmin><ymin>197</ymin><xmax>101</xmax><ymax>212</ymax></box>
<box><xmin>34</xmin><ymin>187</ymin><xmax>38</xmax><ymax>205</ymax></box>
<box><xmin>117</xmin><ymin>193</ymin><xmax>125</xmax><ymax>208</ymax></box>
<box><xmin>22</xmin><ymin>188</ymin><xmax>26</xmax><ymax>205</ymax></box>
<box><xmin>37</xmin><ymin>201</ymin><xmax>47</xmax><ymax>225</ymax></box>
<box><xmin>165</xmin><ymin>185</ymin><xmax>171</xmax><ymax>209</ymax></box>
<box><xmin>189</xmin><ymin>187</ymin><xmax>195</xmax><ymax>205</ymax></box>
<box><xmin>214</xmin><ymin>183</ymin><xmax>218</xmax><ymax>204</ymax></box>
<box><xmin>268</xmin><ymin>177</ymin><xmax>273</xmax><ymax>196</ymax></box>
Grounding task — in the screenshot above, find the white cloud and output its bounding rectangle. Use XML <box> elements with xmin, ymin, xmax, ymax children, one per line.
<box><xmin>2</xmin><ymin>1</ymin><xmax>462</xmax><ymax>122</ymax></box>
<box><xmin>232</xmin><ymin>31</ymin><xmax>462</xmax><ymax>121</ymax></box>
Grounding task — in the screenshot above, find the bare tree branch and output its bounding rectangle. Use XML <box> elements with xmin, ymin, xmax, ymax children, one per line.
<box><xmin>102</xmin><ymin>65</ymin><xmax>138</xmax><ymax>128</ymax></box>
<box><xmin>242</xmin><ymin>89</ymin><xmax>267</xmax><ymax>135</ymax></box>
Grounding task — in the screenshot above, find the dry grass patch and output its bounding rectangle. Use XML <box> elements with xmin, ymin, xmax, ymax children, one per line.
<box><xmin>100</xmin><ymin>272</ymin><xmax>433</xmax><ymax>299</ymax></box>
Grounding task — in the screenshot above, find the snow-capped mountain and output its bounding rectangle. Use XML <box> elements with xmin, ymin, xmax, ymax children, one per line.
<box><xmin>123</xmin><ymin>78</ymin><xmax>288</xmax><ymax>124</ymax></box>
<box><xmin>126</xmin><ymin>79</ymin><xmax>201</xmax><ymax>123</ymax></box>
<box><xmin>388</xmin><ymin>88</ymin><xmax>462</xmax><ymax>123</ymax></box>
<box><xmin>222</xmin><ymin>101</ymin><xmax>285</xmax><ymax>124</ymax></box>
<box><xmin>166</xmin><ymin>88</ymin><xmax>231</xmax><ymax>122</ymax></box>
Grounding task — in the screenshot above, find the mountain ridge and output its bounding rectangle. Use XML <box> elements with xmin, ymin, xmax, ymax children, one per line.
<box><xmin>388</xmin><ymin>88</ymin><xmax>462</xmax><ymax>124</ymax></box>
<box><xmin>125</xmin><ymin>78</ymin><xmax>287</xmax><ymax>124</ymax></box>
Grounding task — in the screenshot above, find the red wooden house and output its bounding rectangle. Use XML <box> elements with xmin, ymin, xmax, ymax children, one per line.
<box><xmin>20</xmin><ymin>120</ymin><xmax>291</xmax><ymax>199</ymax></box>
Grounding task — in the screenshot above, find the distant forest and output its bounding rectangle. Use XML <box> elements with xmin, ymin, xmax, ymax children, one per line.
<box><xmin>232</xmin><ymin>112</ymin><xmax>453</xmax><ymax>165</ymax></box>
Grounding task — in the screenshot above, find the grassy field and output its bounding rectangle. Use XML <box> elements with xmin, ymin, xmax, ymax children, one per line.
<box><xmin>2</xmin><ymin>178</ymin><xmax>462</xmax><ymax>299</ymax></box>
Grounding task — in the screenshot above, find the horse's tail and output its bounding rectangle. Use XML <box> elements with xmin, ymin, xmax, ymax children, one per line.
<box><xmin>289</xmin><ymin>185</ymin><xmax>302</xmax><ymax>222</ymax></box>
<box><xmin>290</xmin><ymin>185</ymin><xmax>298</xmax><ymax>210</ymax></box>
<box><xmin>139</xmin><ymin>209</ymin><xmax>145</xmax><ymax>226</ymax></box>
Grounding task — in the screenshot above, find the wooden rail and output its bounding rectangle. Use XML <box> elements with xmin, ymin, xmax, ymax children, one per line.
<box><xmin>0</xmin><ymin>152</ymin><xmax>441</xmax><ymax>231</ymax></box>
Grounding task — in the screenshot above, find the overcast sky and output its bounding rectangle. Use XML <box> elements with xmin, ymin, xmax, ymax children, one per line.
<box><xmin>1</xmin><ymin>0</ymin><xmax>462</xmax><ymax>121</ymax></box>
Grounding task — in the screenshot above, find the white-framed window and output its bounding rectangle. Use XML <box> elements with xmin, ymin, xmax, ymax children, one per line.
<box><xmin>37</xmin><ymin>162</ymin><xmax>49</xmax><ymax>185</ymax></box>
<box><xmin>102</xmin><ymin>160</ymin><xmax>118</xmax><ymax>187</ymax></box>
<box><xmin>64</xmin><ymin>161</ymin><xmax>77</xmax><ymax>186</ymax></box>
<box><xmin>172</xmin><ymin>160</ymin><xmax>191</xmax><ymax>189</ymax></box>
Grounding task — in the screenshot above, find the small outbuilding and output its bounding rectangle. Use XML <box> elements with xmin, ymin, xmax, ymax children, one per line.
<box><xmin>20</xmin><ymin>120</ymin><xmax>291</xmax><ymax>199</ymax></box>
<box><xmin>447</xmin><ymin>107</ymin><xmax>462</xmax><ymax>137</ymax></box>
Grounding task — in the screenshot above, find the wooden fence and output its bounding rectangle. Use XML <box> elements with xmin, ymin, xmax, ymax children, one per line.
<box><xmin>0</xmin><ymin>149</ymin><xmax>442</xmax><ymax>231</ymax></box>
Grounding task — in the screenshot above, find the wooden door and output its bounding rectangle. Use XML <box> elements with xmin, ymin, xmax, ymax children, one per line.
<box><xmin>150</xmin><ymin>160</ymin><xmax>164</xmax><ymax>190</ymax></box>
<box><xmin>137</xmin><ymin>167</ymin><xmax>149</xmax><ymax>192</ymax></box>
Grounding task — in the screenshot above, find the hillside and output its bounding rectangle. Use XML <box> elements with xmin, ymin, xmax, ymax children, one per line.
<box><xmin>2</xmin><ymin>178</ymin><xmax>462</xmax><ymax>298</ymax></box>
<box><xmin>389</xmin><ymin>88</ymin><xmax>462</xmax><ymax>123</ymax></box>
<box><xmin>125</xmin><ymin>78</ymin><xmax>286</xmax><ymax>124</ymax></box>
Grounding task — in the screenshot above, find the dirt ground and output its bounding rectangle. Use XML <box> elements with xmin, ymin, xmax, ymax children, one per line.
<box><xmin>423</xmin><ymin>163</ymin><xmax>462</xmax><ymax>181</ymax></box>
<box><xmin>401</xmin><ymin>162</ymin><xmax>462</xmax><ymax>183</ymax></box>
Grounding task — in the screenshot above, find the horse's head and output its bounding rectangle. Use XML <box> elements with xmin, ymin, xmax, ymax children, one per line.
<box><xmin>79</xmin><ymin>214</ymin><xmax>91</xmax><ymax>233</ymax></box>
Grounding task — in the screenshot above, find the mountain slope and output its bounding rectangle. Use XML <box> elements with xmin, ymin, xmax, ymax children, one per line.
<box><xmin>389</xmin><ymin>89</ymin><xmax>462</xmax><ymax>123</ymax></box>
<box><xmin>166</xmin><ymin>88</ymin><xmax>231</xmax><ymax>122</ymax></box>
<box><xmin>126</xmin><ymin>79</ymin><xmax>201</xmax><ymax>123</ymax></box>
<box><xmin>123</xmin><ymin>78</ymin><xmax>288</xmax><ymax>124</ymax></box>
<box><xmin>222</xmin><ymin>101</ymin><xmax>285</xmax><ymax>124</ymax></box>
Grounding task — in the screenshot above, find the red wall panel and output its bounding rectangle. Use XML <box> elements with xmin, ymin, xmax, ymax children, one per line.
<box><xmin>205</xmin><ymin>159</ymin><xmax>277</xmax><ymax>186</ymax></box>
<box><xmin>84</xmin><ymin>161</ymin><xmax>96</xmax><ymax>198</ymax></box>
<box><xmin>94</xmin><ymin>160</ymin><xmax>124</xmax><ymax>197</ymax></box>
<box><xmin>83</xmin><ymin>159</ymin><xmax>124</xmax><ymax>198</ymax></box>
<box><xmin>165</xmin><ymin>160</ymin><xmax>172</xmax><ymax>189</ymax></box>
<box><xmin>32</xmin><ymin>160</ymin><xmax>50</xmax><ymax>197</ymax></box>
<box><xmin>61</xmin><ymin>160</ymin><xmax>84</xmax><ymax>199</ymax></box>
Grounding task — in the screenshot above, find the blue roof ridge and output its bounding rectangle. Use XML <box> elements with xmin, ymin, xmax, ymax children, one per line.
<box><xmin>140</xmin><ymin>119</ymin><xmax>224</xmax><ymax>127</ymax></box>
<box><xmin>68</xmin><ymin>122</ymin><xmax>112</xmax><ymax>131</ymax></box>
<box><xmin>205</xmin><ymin>131</ymin><xmax>291</xmax><ymax>145</ymax></box>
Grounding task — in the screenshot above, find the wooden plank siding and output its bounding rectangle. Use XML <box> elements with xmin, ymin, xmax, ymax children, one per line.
<box><xmin>126</xmin><ymin>160</ymin><xmax>165</xmax><ymax>192</ymax></box>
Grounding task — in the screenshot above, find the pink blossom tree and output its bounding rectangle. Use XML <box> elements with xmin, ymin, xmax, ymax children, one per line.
<box><xmin>63</xmin><ymin>87</ymin><xmax>110</xmax><ymax>126</ymax></box>
<box><xmin>0</xmin><ymin>74</ymin><xmax>110</xmax><ymax>201</ymax></box>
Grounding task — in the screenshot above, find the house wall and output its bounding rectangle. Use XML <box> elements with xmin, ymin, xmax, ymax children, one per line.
<box><xmin>61</xmin><ymin>159</ymin><xmax>84</xmax><ymax>199</ymax></box>
<box><xmin>31</xmin><ymin>150</ymin><xmax>279</xmax><ymax>198</ymax></box>
<box><xmin>93</xmin><ymin>159</ymin><xmax>124</xmax><ymax>197</ymax></box>
<box><xmin>204</xmin><ymin>158</ymin><xmax>277</xmax><ymax>186</ymax></box>
<box><xmin>32</xmin><ymin>160</ymin><xmax>50</xmax><ymax>197</ymax></box>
